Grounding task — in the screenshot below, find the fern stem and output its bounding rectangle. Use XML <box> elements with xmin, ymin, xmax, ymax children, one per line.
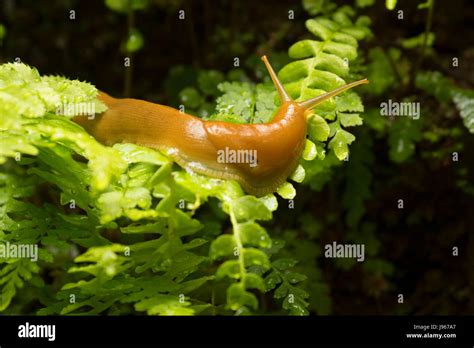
<box><xmin>420</xmin><ymin>0</ymin><xmax>435</xmax><ymax>65</ymax></box>
<box><xmin>229</xmin><ymin>209</ymin><xmax>246</xmax><ymax>287</ymax></box>
<box><xmin>412</xmin><ymin>0</ymin><xmax>435</xmax><ymax>85</ymax></box>
<box><xmin>381</xmin><ymin>46</ymin><xmax>403</xmax><ymax>86</ymax></box>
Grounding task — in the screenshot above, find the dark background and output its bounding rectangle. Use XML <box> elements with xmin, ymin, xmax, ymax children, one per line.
<box><xmin>2</xmin><ymin>0</ymin><xmax>473</xmax><ymax>98</ymax></box>
<box><xmin>1</xmin><ymin>0</ymin><xmax>473</xmax><ymax>315</ymax></box>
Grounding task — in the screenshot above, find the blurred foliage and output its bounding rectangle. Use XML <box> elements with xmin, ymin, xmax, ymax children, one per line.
<box><xmin>0</xmin><ymin>23</ymin><xmax>5</xmax><ymax>44</ymax></box>
<box><xmin>416</xmin><ymin>71</ymin><xmax>474</xmax><ymax>133</ymax></box>
<box><xmin>0</xmin><ymin>0</ymin><xmax>472</xmax><ymax>316</ymax></box>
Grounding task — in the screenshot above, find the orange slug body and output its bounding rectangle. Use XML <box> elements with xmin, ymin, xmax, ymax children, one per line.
<box><xmin>75</xmin><ymin>94</ymin><xmax>306</xmax><ymax>196</ymax></box>
<box><xmin>73</xmin><ymin>56</ymin><xmax>368</xmax><ymax>196</ymax></box>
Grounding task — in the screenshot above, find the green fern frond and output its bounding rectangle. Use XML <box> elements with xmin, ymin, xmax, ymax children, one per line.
<box><xmin>416</xmin><ymin>71</ymin><xmax>474</xmax><ymax>134</ymax></box>
<box><xmin>279</xmin><ymin>7</ymin><xmax>370</xmax><ymax>166</ymax></box>
<box><xmin>452</xmin><ymin>90</ymin><xmax>474</xmax><ymax>134</ymax></box>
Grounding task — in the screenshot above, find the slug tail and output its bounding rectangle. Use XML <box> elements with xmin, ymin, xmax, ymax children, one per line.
<box><xmin>299</xmin><ymin>78</ymin><xmax>369</xmax><ymax>110</ymax></box>
<box><xmin>97</xmin><ymin>91</ymin><xmax>117</xmax><ymax>105</ymax></box>
<box><xmin>261</xmin><ymin>55</ymin><xmax>291</xmax><ymax>103</ymax></box>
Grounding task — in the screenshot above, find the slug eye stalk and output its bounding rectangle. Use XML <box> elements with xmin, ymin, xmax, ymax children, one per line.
<box><xmin>260</xmin><ymin>55</ymin><xmax>368</xmax><ymax>110</ymax></box>
<box><xmin>261</xmin><ymin>55</ymin><xmax>291</xmax><ymax>103</ymax></box>
<box><xmin>298</xmin><ymin>78</ymin><xmax>369</xmax><ymax>110</ymax></box>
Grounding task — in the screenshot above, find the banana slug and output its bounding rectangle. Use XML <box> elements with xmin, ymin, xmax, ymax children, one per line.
<box><xmin>73</xmin><ymin>56</ymin><xmax>368</xmax><ymax>196</ymax></box>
